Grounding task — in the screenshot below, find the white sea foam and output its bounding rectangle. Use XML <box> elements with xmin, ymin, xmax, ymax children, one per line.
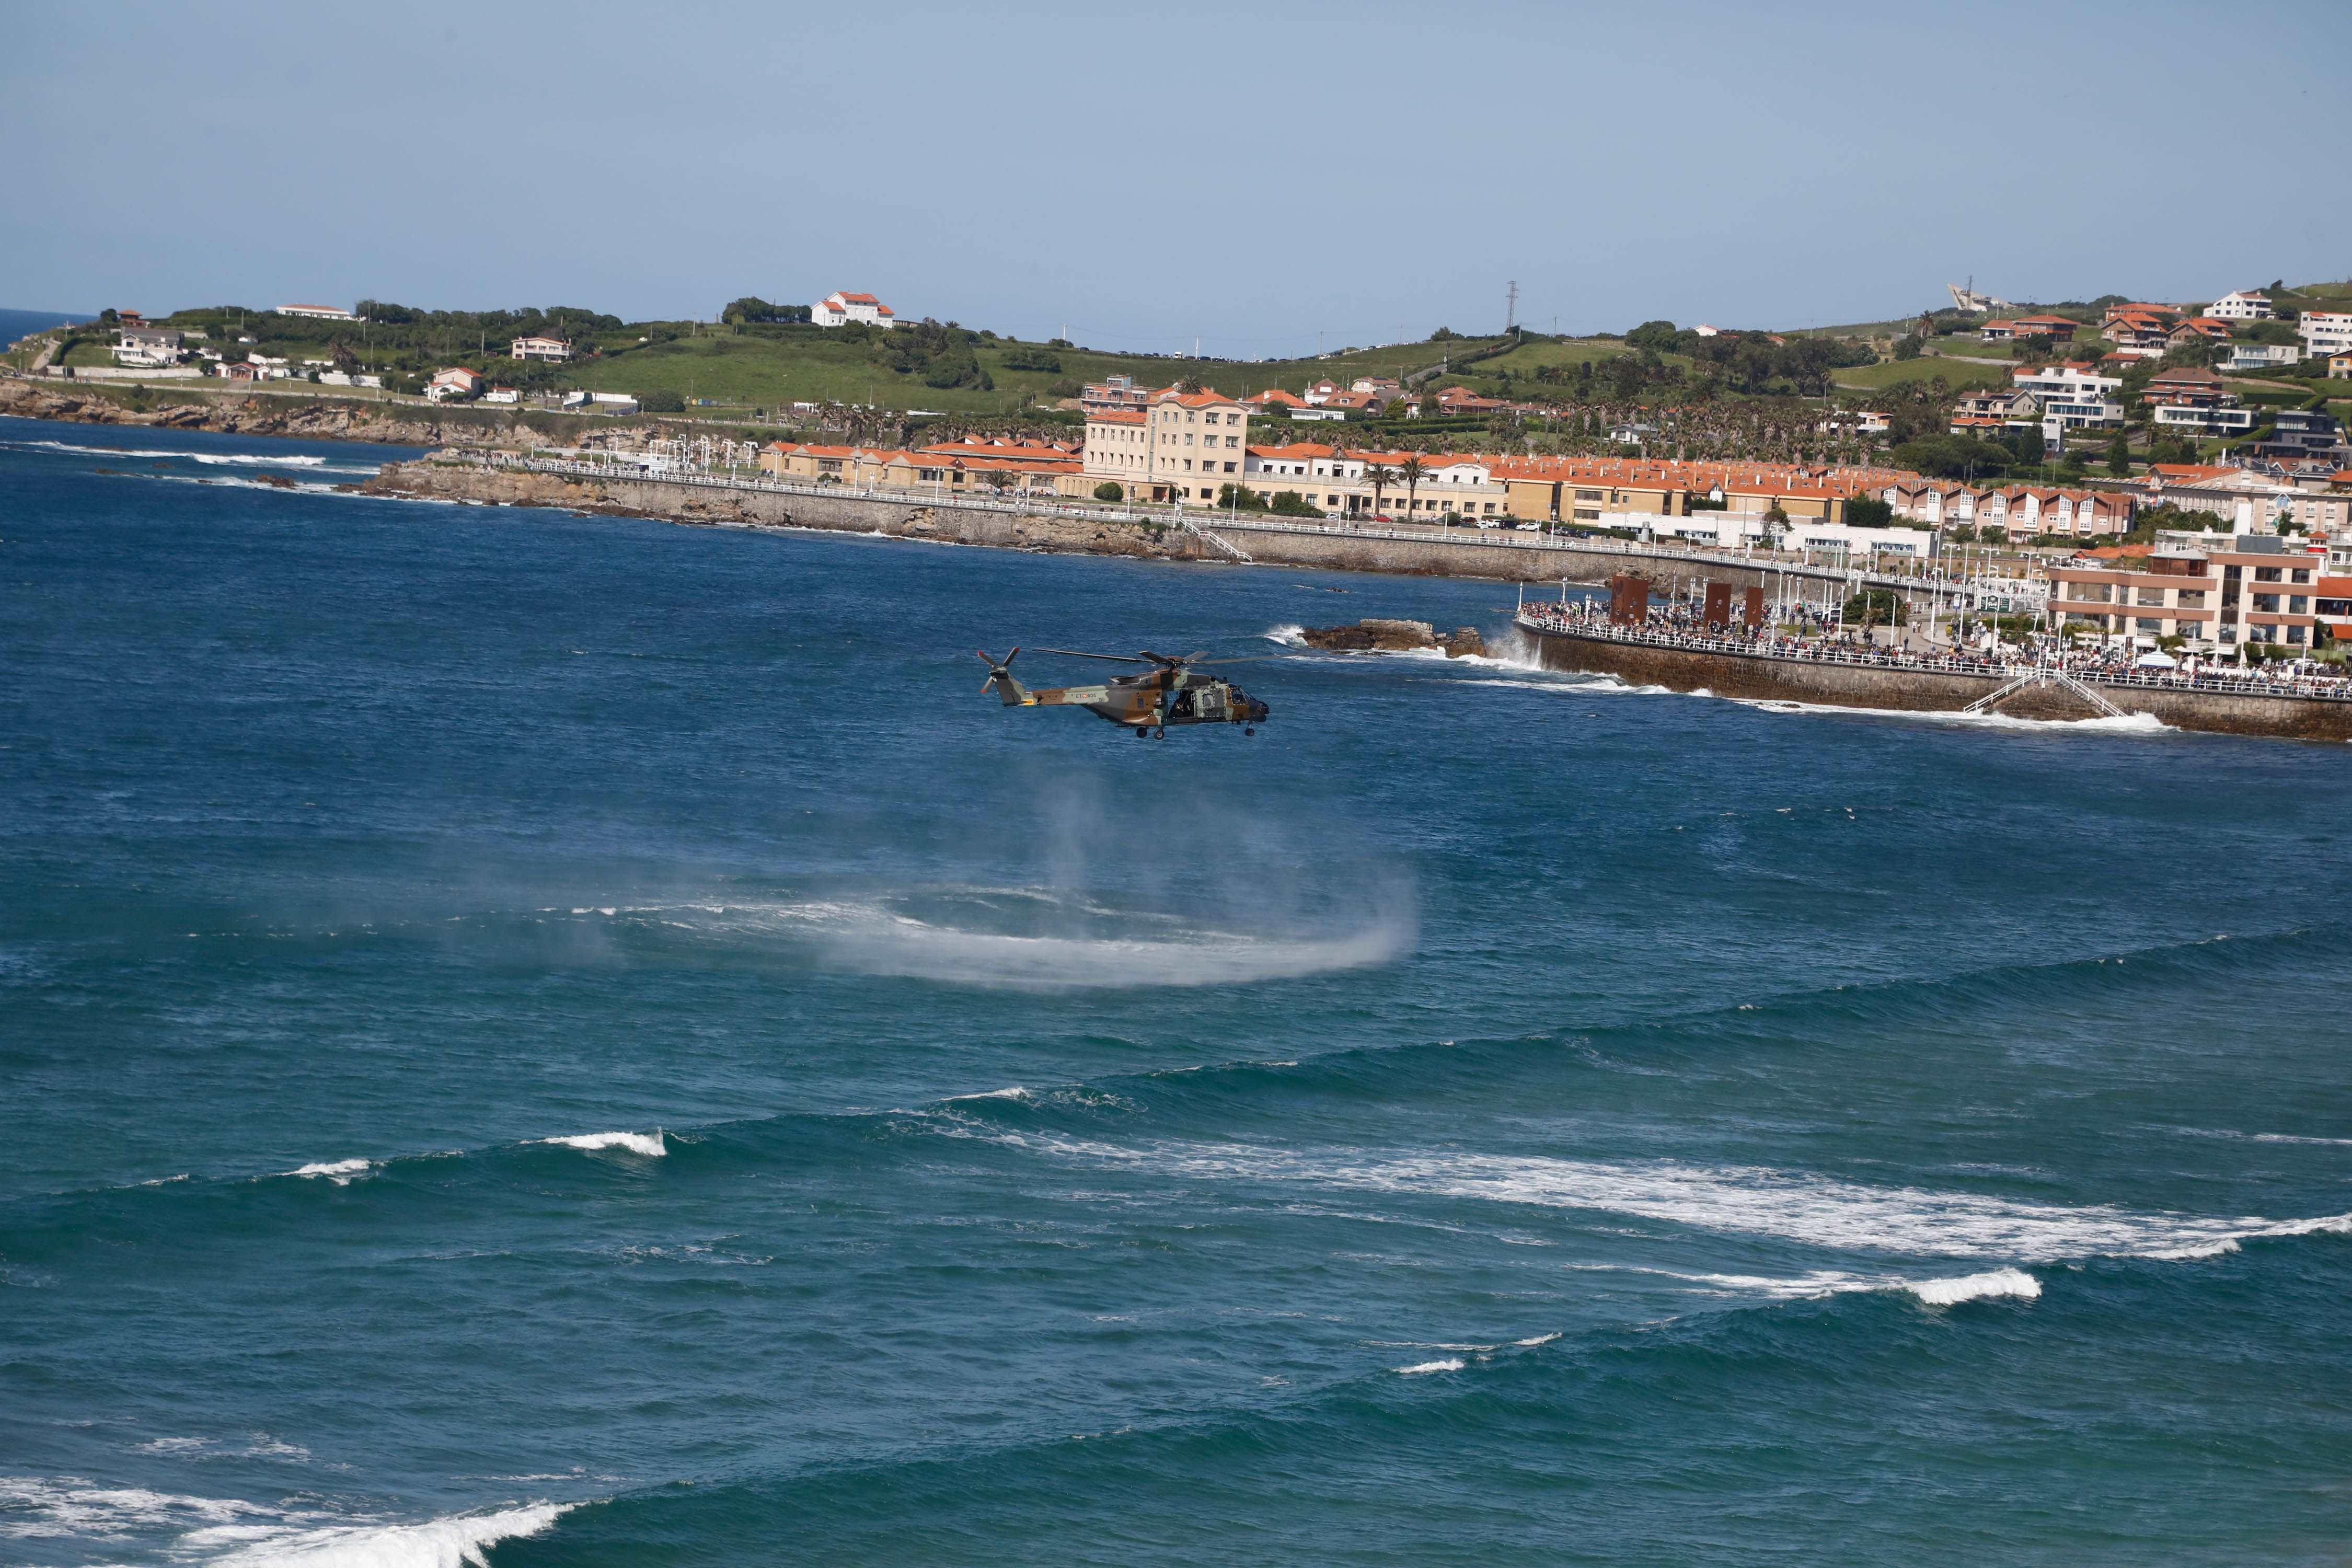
<box><xmin>191</xmin><ymin>1502</ymin><xmax>569</xmax><ymax>1567</ymax></box>
<box><xmin>285</xmin><ymin>1158</ymin><xmax>371</xmax><ymax>1183</ymax></box>
<box><xmin>1730</xmin><ymin>696</ymin><xmax>2174</xmax><ymax>735</ymax></box>
<box><xmin>822</xmin><ymin>917</ymin><xmax>1409</xmax><ymax>989</ymax></box>
<box><xmin>1393</xmin><ymin>1358</ymin><xmax>1464</xmax><ymax>1375</ymax></box>
<box><xmin>1904</xmin><ymin>1267</ymin><xmax>2042</xmax><ymax>1306</ymax></box>
<box><xmin>540</xmin><ymin>1131</ymin><xmax>666</xmax><ymax>1157</ymax></box>
<box><xmin>15</xmin><ymin>440</ymin><xmax>188</xmax><ymax>459</ymax></box>
<box><xmin>0</xmin><ymin>1476</ymin><xmax>272</xmax><ymax>1539</ymax></box>
<box><xmin>192</xmin><ymin>453</ymin><xmax>328</xmax><ymax>467</ymax></box>
<box><xmin>1040</xmin><ymin>1139</ymin><xmax>2352</xmax><ymax>1264</ymax></box>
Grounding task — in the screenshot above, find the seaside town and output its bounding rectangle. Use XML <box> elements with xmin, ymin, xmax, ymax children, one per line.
<box><xmin>11</xmin><ymin>281</ymin><xmax>2352</xmax><ymax>682</ymax></box>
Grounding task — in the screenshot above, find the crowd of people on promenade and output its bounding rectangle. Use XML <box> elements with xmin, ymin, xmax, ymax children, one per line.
<box><xmin>1517</xmin><ymin>597</ymin><xmax>2352</xmax><ymax>700</ymax></box>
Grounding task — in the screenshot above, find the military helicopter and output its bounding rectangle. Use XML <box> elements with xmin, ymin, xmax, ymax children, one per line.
<box><xmin>977</xmin><ymin>647</ymin><xmax>1273</xmax><ymax>738</ymax></box>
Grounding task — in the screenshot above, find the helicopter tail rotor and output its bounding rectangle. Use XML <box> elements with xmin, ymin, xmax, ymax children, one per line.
<box><xmin>976</xmin><ymin>648</ymin><xmax>1031</xmax><ymax>706</ymax></box>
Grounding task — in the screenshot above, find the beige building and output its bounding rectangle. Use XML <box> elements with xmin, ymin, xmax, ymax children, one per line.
<box><xmin>1084</xmin><ymin>389</ymin><xmax>1251</xmax><ymax>504</ymax></box>
<box><xmin>2048</xmin><ymin>533</ymin><xmax>2327</xmax><ymax>654</ymax></box>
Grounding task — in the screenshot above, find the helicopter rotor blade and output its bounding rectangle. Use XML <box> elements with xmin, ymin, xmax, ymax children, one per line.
<box><xmin>1033</xmin><ymin>648</ymin><xmax>1154</xmax><ymax>664</ymax></box>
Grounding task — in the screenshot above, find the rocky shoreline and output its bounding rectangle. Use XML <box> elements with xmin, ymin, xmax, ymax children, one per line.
<box><xmin>0</xmin><ymin>376</ymin><xmax>482</xmax><ymax>446</ymax></box>
<box><xmin>1298</xmin><ymin>619</ymin><xmax>1489</xmax><ymax>658</ymax></box>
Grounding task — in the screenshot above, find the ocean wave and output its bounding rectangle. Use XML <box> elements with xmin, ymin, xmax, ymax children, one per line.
<box><xmin>1036</xmin><ymin>1138</ymin><xmax>2352</xmax><ymax>1264</ymax></box>
<box><xmin>191</xmin><ymin>453</ymin><xmax>327</xmax><ymax>467</ymax></box>
<box><xmin>1903</xmin><ymin>1267</ymin><xmax>2041</xmax><ymax>1306</ymax></box>
<box><xmin>539</xmin><ymin>1131</ymin><xmax>667</xmax><ymax>1157</ymax></box>
<box><xmin>1392</xmin><ymin>1358</ymin><xmax>1463</xmax><ymax>1375</ymax></box>
<box><xmin>11</xmin><ymin>439</ymin><xmax>189</xmax><ymax>459</ymax></box>
<box><xmin>192</xmin><ymin>1502</ymin><xmax>570</xmax><ymax>1567</ymax></box>
<box><xmin>283</xmin><ymin>1159</ymin><xmax>371</xmax><ymax>1185</ymax></box>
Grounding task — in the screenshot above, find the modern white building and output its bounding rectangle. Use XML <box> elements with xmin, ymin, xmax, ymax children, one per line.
<box><xmin>2011</xmin><ymin>363</ymin><xmax>2123</xmax><ymax>429</ymax></box>
<box><xmin>812</xmin><ymin>291</ymin><xmax>896</xmax><ymax>329</ymax></box>
<box><xmin>2298</xmin><ymin>312</ymin><xmax>2352</xmax><ymax>356</ymax></box>
<box><xmin>2203</xmin><ymin>290</ymin><xmax>2273</xmax><ymax>321</ymax></box>
<box><xmin>279</xmin><ymin>304</ymin><xmax>358</xmax><ymax>321</ymax></box>
<box><xmin>2226</xmin><ymin>342</ymin><xmax>2303</xmax><ymax>371</ymax></box>
<box><xmin>112</xmin><ymin>327</ymin><xmax>184</xmax><ymax>366</ymax></box>
<box><xmin>511</xmin><ymin>336</ymin><xmax>572</xmax><ymax>362</ymax></box>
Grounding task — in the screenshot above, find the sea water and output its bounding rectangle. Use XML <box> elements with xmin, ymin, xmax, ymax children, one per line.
<box><xmin>2</xmin><ymin>414</ymin><xmax>2348</xmax><ymax>1566</ymax></box>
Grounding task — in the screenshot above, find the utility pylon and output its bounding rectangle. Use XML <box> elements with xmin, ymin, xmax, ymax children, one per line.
<box><xmin>1505</xmin><ymin>280</ymin><xmax>1518</xmax><ymax>333</ymax></box>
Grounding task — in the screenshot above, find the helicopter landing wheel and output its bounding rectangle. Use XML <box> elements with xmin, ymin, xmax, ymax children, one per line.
<box><xmin>1154</xmin><ymin>727</ymin><xmax>1166</xmax><ymax>740</ymax></box>
<box><xmin>1134</xmin><ymin>725</ymin><xmax>1149</xmax><ymax>738</ymax></box>
<box><xmin>1243</xmin><ymin>725</ymin><xmax>1255</xmax><ymax>736</ymax></box>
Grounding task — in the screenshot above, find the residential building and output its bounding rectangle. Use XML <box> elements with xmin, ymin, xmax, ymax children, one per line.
<box><xmin>2205</xmin><ymin>290</ymin><xmax>2273</xmax><ymax>320</ymax></box>
<box><xmin>2142</xmin><ymin>365</ymin><xmax>2253</xmax><ymax>435</ymax></box>
<box><xmin>2166</xmin><ymin>317</ymin><xmax>2233</xmax><ymax>350</ymax></box>
<box><xmin>2253</xmin><ymin>408</ymin><xmax>2346</xmax><ymax>462</ymax></box>
<box><xmin>2143</xmin><ymin>365</ymin><xmax>2231</xmax><ymax>406</ymax></box>
<box><xmin>2103</xmin><ymin>302</ymin><xmax>2178</xmax><ymax>326</ymax></box>
<box><xmin>279</xmin><ymin>303</ymin><xmax>358</xmax><ymax>321</ymax></box>
<box><xmin>2103</xmin><ymin>313</ymin><xmax>2173</xmax><ymax>352</ymax></box>
<box><xmin>2284</xmin><ymin>486</ymin><xmax>2352</xmax><ymax>537</ymax></box>
<box><xmin>1955</xmin><ymin>388</ymin><xmax>2042</xmax><ymax>423</ymax></box>
<box><xmin>511</xmin><ymin>336</ymin><xmax>572</xmax><ymax>362</ymax></box>
<box><xmin>2011</xmin><ymin>315</ymin><xmax>2079</xmax><ymax>340</ymax></box>
<box><xmin>2134</xmin><ymin>464</ymin><xmax>2297</xmax><ymax>531</ymax></box>
<box><xmin>2226</xmin><ymin>342</ymin><xmax>2302</xmax><ymax>371</ymax></box>
<box><xmin>2332</xmin><ymin>352</ymin><xmax>2352</xmax><ymax>379</ymax></box>
<box><xmin>1079</xmin><ymin>389</ymin><xmax>1251</xmax><ymax>504</ymax></box>
<box><xmin>2298</xmin><ymin>312</ymin><xmax>2352</xmax><ymax>356</ymax></box>
<box><xmin>2153</xmin><ymin>402</ymin><xmax>2258</xmax><ymax>437</ymax></box>
<box><xmin>483</xmin><ymin>385</ymin><xmax>520</xmax><ymax>403</ymax></box>
<box><xmin>1882</xmin><ymin>482</ymin><xmax>2132</xmax><ymax>537</ymax></box>
<box><xmin>426</xmin><ymin>367</ymin><xmax>485</xmax><ymax>401</ymax></box>
<box><xmin>1081</xmin><ymin>375</ymin><xmax>1156</xmax><ymax>414</ymax></box>
<box><xmin>2048</xmin><ymin>532</ymin><xmax>2326</xmax><ymax>654</ymax></box>
<box><xmin>812</xmin><ymin>291</ymin><xmax>896</xmax><ymax>329</ymax></box>
<box><xmin>2012</xmin><ymin>363</ymin><xmax>2124</xmax><ymax>428</ymax></box>
<box><xmin>112</xmin><ymin>327</ymin><xmax>184</xmax><ymax>366</ymax></box>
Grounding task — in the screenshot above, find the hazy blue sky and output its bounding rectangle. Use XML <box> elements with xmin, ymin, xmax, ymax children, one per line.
<box><xmin>8</xmin><ymin>1</ymin><xmax>2347</xmax><ymax>352</ymax></box>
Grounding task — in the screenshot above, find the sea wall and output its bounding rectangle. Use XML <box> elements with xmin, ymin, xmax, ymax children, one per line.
<box><xmin>361</xmin><ymin>457</ymin><xmax>1906</xmax><ymax>590</ymax></box>
<box><xmin>1525</xmin><ymin>627</ymin><xmax>2352</xmax><ymax>741</ymax></box>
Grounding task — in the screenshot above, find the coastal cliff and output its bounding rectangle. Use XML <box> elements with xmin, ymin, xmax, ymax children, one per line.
<box><xmin>1</xmin><ymin>378</ymin><xmax>467</xmax><ymax>446</ymax></box>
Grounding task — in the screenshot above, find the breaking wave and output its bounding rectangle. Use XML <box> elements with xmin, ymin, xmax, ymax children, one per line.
<box><xmin>0</xmin><ymin>1479</ymin><xmax>568</xmax><ymax>1565</ymax></box>
<box><xmin>1731</xmin><ymin>697</ymin><xmax>2174</xmax><ymax>735</ymax></box>
<box><xmin>540</xmin><ymin>1131</ymin><xmax>667</xmax><ymax>1157</ymax></box>
<box><xmin>1904</xmin><ymin>1267</ymin><xmax>2042</xmax><ymax>1306</ymax></box>
<box><xmin>283</xmin><ymin>1158</ymin><xmax>371</xmax><ymax>1185</ymax></box>
<box><xmin>1035</xmin><ymin>1138</ymin><xmax>2352</xmax><ymax>1264</ymax></box>
<box><xmin>194</xmin><ymin>1501</ymin><xmax>569</xmax><ymax>1566</ymax></box>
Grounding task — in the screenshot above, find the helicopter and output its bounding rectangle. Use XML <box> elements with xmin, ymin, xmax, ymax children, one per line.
<box><xmin>977</xmin><ymin>647</ymin><xmax>1273</xmax><ymax>738</ymax></box>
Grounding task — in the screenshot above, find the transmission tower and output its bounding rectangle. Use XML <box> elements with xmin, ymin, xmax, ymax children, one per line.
<box><xmin>1505</xmin><ymin>280</ymin><xmax>1518</xmax><ymax>333</ymax></box>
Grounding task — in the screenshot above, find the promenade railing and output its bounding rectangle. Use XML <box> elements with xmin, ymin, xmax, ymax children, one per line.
<box><xmin>1514</xmin><ymin>608</ymin><xmax>2352</xmax><ymax>704</ymax></box>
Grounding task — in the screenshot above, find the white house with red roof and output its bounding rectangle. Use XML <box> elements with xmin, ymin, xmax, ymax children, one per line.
<box><xmin>813</xmin><ymin>291</ymin><xmax>896</xmax><ymax>329</ymax></box>
<box><xmin>426</xmin><ymin>367</ymin><xmax>485</xmax><ymax>402</ymax></box>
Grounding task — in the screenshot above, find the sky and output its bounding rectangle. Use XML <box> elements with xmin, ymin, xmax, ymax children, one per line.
<box><xmin>6</xmin><ymin>0</ymin><xmax>2348</xmax><ymax>353</ymax></box>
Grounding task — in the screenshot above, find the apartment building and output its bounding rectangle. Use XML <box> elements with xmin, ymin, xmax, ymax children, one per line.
<box><xmin>2048</xmin><ymin>532</ymin><xmax>2326</xmax><ymax>653</ymax></box>
<box><xmin>511</xmin><ymin>336</ymin><xmax>573</xmax><ymax>362</ymax></box>
<box><xmin>1081</xmin><ymin>375</ymin><xmax>1156</xmax><ymax>414</ymax></box>
<box><xmin>2296</xmin><ymin>312</ymin><xmax>2352</xmax><ymax>356</ymax></box>
<box><xmin>2205</xmin><ymin>290</ymin><xmax>2273</xmax><ymax>320</ymax></box>
<box><xmin>1081</xmin><ymin>409</ymin><xmax>1149</xmax><ymax>490</ymax></box>
<box><xmin>2013</xmin><ymin>363</ymin><xmax>2124</xmax><ymax>429</ymax></box>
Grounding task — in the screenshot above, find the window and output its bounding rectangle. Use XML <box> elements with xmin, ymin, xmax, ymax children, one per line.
<box><xmin>2255</xmin><ymin>566</ymin><xmax>2281</xmax><ymax>582</ymax></box>
<box><xmin>2136</xmin><ymin>588</ymin><xmax>2164</xmax><ymax>606</ymax></box>
<box><xmin>2291</xmin><ymin>568</ymin><xmax>2311</xmax><ymax>583</ymax></box>
<box><xmin>2254</xmin><ymin>594</ymin><xmax>2280</xmax><ymax>612</ymax></box>
<box><xmin>2290</xmin><ymin>596</ymin><xmax>2309</xmax><ymax>613</ymax></box>
<box><xmin>2288</xmin><ymin>626</ymin><xmax>2307</xmax><ymax>644</ymax></box>
<box><xmin>2176</xmin><ymin>590</ymin><xmax>2206</xmax><ymax>607</ymax></box>
<box><xmin>2136</xmin><ymin>618</ymin><xmax>2161</xmax><ymax>632</ymax></box>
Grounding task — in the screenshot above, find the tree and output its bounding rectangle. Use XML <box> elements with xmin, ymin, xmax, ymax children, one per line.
<box><xmin>1845</xmin><ymin>495</ymin><xmax>1894</xmax><ymax>528</ymax></box>
<box><xmin>1093</xmin><ymin>481</ymin><xmax>1123</xmax><ymax>502</ymax></box>
<box><xmin>1625</xmin><ymin>320</ymin><xmax>1678</xmax><ymax>353</ymax></box>
<box><xmin>638</xmin><ymin>388</ymin><xmax>686</xmax><ymax>413</ymax></box>
<box><xmin>1216</xmin><ymin>483</ymin><xmax>1269</xmax><ymax>511</ymax></box>
<box><xmin>982</xmin><ymin>468</ymin><xmax>1018</xmax><ymax>493</ymax></box>
<box><xmin>1894</xmin><ymin>334</ymin><xmax>1923</xmax><ymax>361</ymax></box>
<box><xmin>2105</xmin><ymin>431</ymin><xmax>2132</xmax><ymax>476</ymax></box>
<box><xmin>1360</xmin><ymin>460</ymin><xmax>1397</xmax><ymax>517</ymax></box>
<box><xmin>1269</xmin><ymin>491</ymin><xmax>1324</xmax><ymax>517</ymax></box>
<box><xmin>1397</xmin><ymin>454</ymin><xmax>1428</xmax><ymax>520</ymax></box>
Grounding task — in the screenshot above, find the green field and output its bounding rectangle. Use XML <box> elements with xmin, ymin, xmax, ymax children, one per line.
<box><xmin>1832</xmin><ymin>355</ymin><xmax>2013</xmax><ymax>393</ymax></box>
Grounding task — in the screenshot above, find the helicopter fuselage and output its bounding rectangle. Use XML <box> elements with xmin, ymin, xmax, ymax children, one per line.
<box><xmin>1019</xmin><ymin>667</ymin><xmax>1267</xmax><ymax>729</ymax></box>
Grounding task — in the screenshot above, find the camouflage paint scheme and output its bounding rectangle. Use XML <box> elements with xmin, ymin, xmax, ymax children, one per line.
<box><xmin>977</xmin><ymin>650</ymin><xmax>1271</xmax><ymax>735</ymax></box>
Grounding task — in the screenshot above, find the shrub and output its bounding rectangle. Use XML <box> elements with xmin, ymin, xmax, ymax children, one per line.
<box><xmin>1844</xmin><ymin>495</ymin><xmax>1894</xmax><ymax>528</ymax></box>
<box><xmin>999</xmin><ymin>347</ymin><xmax>1062</xmax><ymax>373</ymax></box>
<box><xmin>1893</xmin><ymin>334</ymin><xmax>1923</xmax><ymax>361</ymax></box>
<box><xmin>1216</xmin><ymin>483</ymin><xmax>1269</xmax><ymax>512</ymax></box>
<box><xmin>638</xmin><ymin>388</ymin><xmax>685</xmax><ymax>413</ymax></box>
<box><xmin>1093</xmin><ymin>481</ymin><xmax>1123</xmax><ymax>502</ymax></box>
<box><xmin>1269</xmin><ymin>490</ymin><xmax>1324</xmax><ymax>517</ymax></box>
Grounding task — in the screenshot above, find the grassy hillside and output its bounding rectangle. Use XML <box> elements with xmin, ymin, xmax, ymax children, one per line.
<box><xmin>1832</xmin><ymin>355</ymin><xmax>2012</xmax><ymax>393</ymax></box>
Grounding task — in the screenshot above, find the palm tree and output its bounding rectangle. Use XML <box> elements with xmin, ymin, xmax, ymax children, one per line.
<box><xmin>1397</xmin><ymin>454</ymin><xmax>1428</xmax><ymax>526</ymax></box>
<box><xmin>1359</xmin><ymin>459</ymin><xmax>1398</xmax><ymax>521</ymax></box>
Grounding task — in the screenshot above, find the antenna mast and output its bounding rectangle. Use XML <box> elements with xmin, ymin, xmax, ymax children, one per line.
<box><xmin>1505</xmin><ymin>280</ymin><xmax>1518</xmax><ymax>333</ymax></box>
